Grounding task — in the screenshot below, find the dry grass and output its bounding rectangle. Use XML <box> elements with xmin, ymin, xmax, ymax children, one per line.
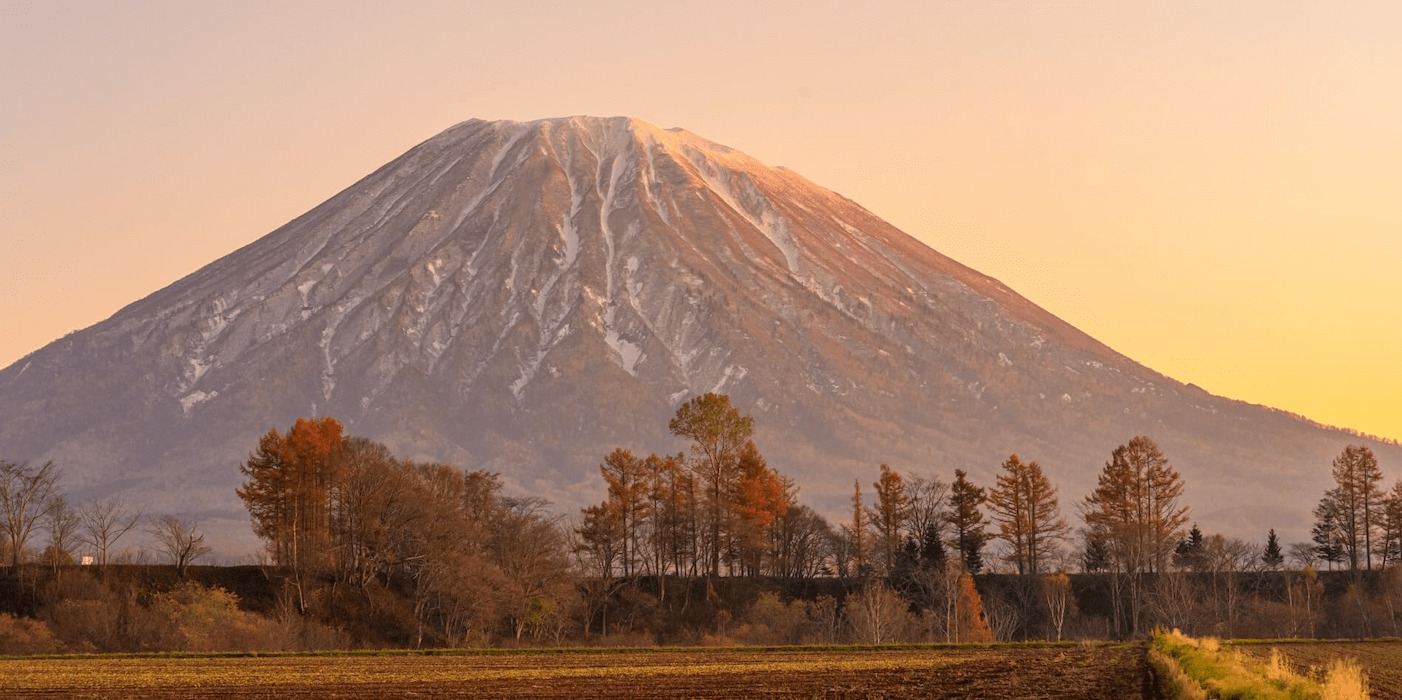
<box><xmin>1320</xmin><ymin>657</ymin><xmax>1369</xmax><ymax>700</ymax></box>
<box><xmin>1151</xmin><ymin>629</ymin><xmax>1372</xmax><ymax>700</ymax></box>
<box><xmin>1147</xmin><ymin>645</ymin><xmax>1207</xmax><ymax>700</ymax></box>
<box><xmin>1236</xmin><ymin>640</ymin><xmax>1395</xmax><ymax>699</ymax></box>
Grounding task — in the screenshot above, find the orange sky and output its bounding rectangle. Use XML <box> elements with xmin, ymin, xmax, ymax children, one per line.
<box><xmin>2</xmin><ymin>1</ymin><xmax>1399</xmax><ymax>441</ymax></box>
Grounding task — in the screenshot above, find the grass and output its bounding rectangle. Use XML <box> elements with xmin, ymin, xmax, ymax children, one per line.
<box><xmin>1150</xmin><ymin>629</ymin><xmax>1368</xmax><ymax>700</ymax></box>
<box><xmin>1239</xmin><ymin>639</ymin><xmax>1402</xmax><ymax>698</ymax></box>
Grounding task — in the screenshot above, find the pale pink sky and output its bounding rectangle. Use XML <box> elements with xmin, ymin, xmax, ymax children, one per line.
<box><xmin>3</xmin><ymin>1</ymin><xmax>1400</xmax><ymax>440</ymax></box>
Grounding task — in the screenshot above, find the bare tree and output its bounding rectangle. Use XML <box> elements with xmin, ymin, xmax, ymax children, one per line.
<box><xmin>0</xmin><ymin>459</ymin><xmax>62</xmax><ymax>569</ymax></box>
<box><xmin>905</xmin><ymin>474</ymin><xmax>948</xmax><ymax>544</ymax></box>
<box><xmin>1287</xmin><ymin>542</ymin><xmax>1317</xmax><ymax>570</ymax></box>
<box><xmin>79</xmin><ymin>498</ymin><xmax>144</xmax><ymax>566</ymax></box>
<box><xmin>1042</xmin><ymin>573</ymin><xmax>1072</xmax><ymax>641</ymax></box>
<box><xmin>149</xmin><ymin>515</ymin><xmax>211</xmax><ymax>576</ymax></box>
<box><xmin>43</xmin><ymin>495</ymin><xmax>82</xmax><ymax>573</ymax></box>
<box><xmin>486</xmin><ymin>496</ymin><xmax>573</xmax><ymax>642</ymax></box>
<box><xmin>845</xmin><ymin>580</ymin><xmax>910</xmax><ymax>644</ymax></box>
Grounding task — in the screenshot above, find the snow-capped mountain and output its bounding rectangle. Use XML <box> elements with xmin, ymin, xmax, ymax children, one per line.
<box><xmin>1</xmin><ymin>116</ymin><xmax>1394</xmax><ymax>553</ymax></box>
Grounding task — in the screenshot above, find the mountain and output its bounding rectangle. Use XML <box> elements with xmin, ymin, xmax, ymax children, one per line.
<box><xmin>1</xmin><ymin>116</ymin><xmax>1396</xmax><ymax>554</ymax></box>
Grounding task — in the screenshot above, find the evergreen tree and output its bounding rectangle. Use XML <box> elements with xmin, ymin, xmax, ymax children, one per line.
<box><xmin>1082</xmin><ymin>532</ymin><xmax>1110</xmax><ymax>573</ymax></box>
<box><xmin>890</xmin><ymin>536</ymin><xmax>921</xmax><ymax>594</ymax></box>
<box><xmin>920</xmin><ymin>522</ymin><xmax>947</xmax><ymax>570</ymax></box>
<box><xmin>1311</xmin><ymin>504</ymin><xmax>1343</xmax><ymax>570</ymax></box>
<box><xmin>1173</xmin><ymin>523</ymin><xmax>1205</xmax><ymax>571</ymax></box>
<box><xmin>1262</xmin><ymin>528</ymin><xmax>1285</xmax><ymax>570</ymax></box>
<box><xmin>948</xmin><ymin>469</ymin><xmax>987</xmax><ymax>574</ymax></box>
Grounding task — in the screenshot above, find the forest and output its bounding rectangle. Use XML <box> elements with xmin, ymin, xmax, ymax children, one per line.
<box><xmin>3</xmin><ymin>392</ymin><xmax>1402</xmax><ymax>654</ymax></box>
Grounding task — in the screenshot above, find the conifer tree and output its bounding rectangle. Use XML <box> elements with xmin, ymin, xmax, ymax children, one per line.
<box><xmin>954</xmin><ymin>573</ymin><xmax>993</xmax><ymax>643</ymax></box>
<box><xmin>1262</xmin><ymin>528</ymin><xmax>1285</xmax><ymax>570</ymax></box>
<box><xmin>920</xmin><ymin>522</ymin><xmax>947</xmax><ymax>570</ymax></box>
<box><xmin>1381</xmin><ymin>480</ymin><xmax>1402</xmax><ymax>568</ymax></box>
<box><xmin>599</xmin><ymin>448</ymin><xmax>650</xmax><ymax>578</ymax></box>
<box><xmin>1173</xmin><ymin>523</ymin><xmax>1205</xmax><ymax>571</ymax></box>
<box><xmin>236</xmin><ymin>417</ymin><xmax>345</xmax><ymax>572</ymax></box>
<box><xmin>948</xmin><ymin>469</ymin><xmax>987</xmax><ymax>574</ymax></box>
<box><xmin>846</xmin><ymin>479</ymin><xmax>870</xmax><ymax>577</ymax></box>
<box><xmin>1082</xmin><ymin>532</ymin><xmax>1110</xmax><ymax>573</ymax></box>
<box><xmin>1311</xmin><ymin>501</ymin><xmax>1343</xmax><ymax>570</ymax></box>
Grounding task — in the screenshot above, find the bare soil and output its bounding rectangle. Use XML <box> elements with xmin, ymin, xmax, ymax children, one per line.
<box><xmin>0</xmin><ymin>643</ymin><xmax>1161</xmax><ymax>699</ymax></box>
<box><xmin>1239</xmin><ymin>640</ymin><xmax>1402</xmax><ymax>700</ymax></box>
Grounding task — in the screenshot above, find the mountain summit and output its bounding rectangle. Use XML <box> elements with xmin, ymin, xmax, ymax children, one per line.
<box><xmin>1</xmin><ymin>116</ymin><xmax>1393</xmax><ymax>551</ymax></box>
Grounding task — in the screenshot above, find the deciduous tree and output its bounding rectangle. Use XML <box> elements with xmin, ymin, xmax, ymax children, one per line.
<box><xmin>42</xmin><ymin>495</ymin><xmax>81</xmax><ymax>574</ymax></box>
<box><xmin>148</xmin><ymin>515</ymin><xmax>211</xmax><ymax>576</ymax></box>
<box><xmin>868</xmin><ymin>464</ymin><xmax>911</xmax><ymax>575</ymax></box>
<box><xmin>78</xmin><ymin>498</ymin><xmax>143</xmax><ymax>567</ymax></box>
<box><xmin>599</xmin><ymin>448</ymin><xmax>650</xmax><ymax>578</ymax></box>
<box><xmin>0</xmin><ymin>459</ymin><xmax>61</xmax><ymax>569</ymax></box>
<box><xmin>1319</xmin><ymin>445</ymin><xmax>1384</xmax><ymax>571</ymax></box>
<box><xmin>668</xmin><ymin>394</ymin><xmax>752</xmax><ymax>576</ymax></box>
<box><xmin>1081</xmin><ymin>435</ymin><xmax>1188</xmax><ymax>636</ymax></box>
<box><xmin>986</xmin><ymin>455</ymin><xmax>1067</xmax><ymax>575</ymax></box>
<box><xmin>236</xmin><ymin>417</ymin><xmax>346</xmax><ymax>571</ymax></box>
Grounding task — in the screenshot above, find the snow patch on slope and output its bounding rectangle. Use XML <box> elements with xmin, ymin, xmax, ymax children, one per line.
<box><xmin>682</xmin><ymin>154</ymin><xmax>801</xmax><ymax>273</ymax></box>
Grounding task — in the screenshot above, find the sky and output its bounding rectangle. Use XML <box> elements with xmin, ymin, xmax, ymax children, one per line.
<box><xmin>2</xmin><ymin>1</ymin><xmax>1400</xmax><ymax>441</ymax></box>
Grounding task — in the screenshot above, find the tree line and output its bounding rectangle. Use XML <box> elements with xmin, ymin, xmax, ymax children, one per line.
<box><xmin>5</xmin><ymin>394</ymin><xmax>1402</xmax><ymax>652</ymax></box>
<box><xmin>0</xmin><ymin>459</ymin><xmax>209</xmax><ymax>575</ymax></box>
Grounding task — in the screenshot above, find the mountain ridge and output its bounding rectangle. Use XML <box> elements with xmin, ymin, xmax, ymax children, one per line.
<box><xmin>2</xmin><ymin>116</ymin><xmax>1395</xmax><ymax>554</ymax></box>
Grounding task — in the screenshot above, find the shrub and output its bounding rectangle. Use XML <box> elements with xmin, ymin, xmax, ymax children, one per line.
<box><xmin>844</xmin><ymin>582</ymin><xmax>915</xmax><ymax>644</ymax></box>
<box><xmin>40</xmin><ymin>599</ymin><xmax>120</xmax><ymax>653</ymax></box>
<box><xmin>0</xmin><ymin>613</ymin><xmax>63</xmax><ymax>655</ymax></box>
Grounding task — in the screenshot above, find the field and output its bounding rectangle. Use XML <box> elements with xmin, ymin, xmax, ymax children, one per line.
<box><xmin>1236</xmin><ymin>639</ymin><xmax>1402</xmax><ymax>700</ymax></box>
<box><xmin>0</xmin><ymin>643</ymin><xmax>1157</xmax><ymax>699</ymax></box>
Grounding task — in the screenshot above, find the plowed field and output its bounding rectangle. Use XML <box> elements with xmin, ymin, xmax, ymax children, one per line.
<box><xmin>0</xmin><ymin>643</ymin><xmax>1159</xmax><ymax>699</ymax></box>
<box><xmin>1237</xmin><ymin>640</ymin><xmax>1402</xmax><ymax>700</ymax></box>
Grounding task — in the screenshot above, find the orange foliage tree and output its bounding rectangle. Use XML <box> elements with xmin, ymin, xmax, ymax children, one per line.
<box><xmin>954</xmin><ymin>573</ymin><xmax>993</xmax><ymax>643</ymax></box>
<box><xmin>237</xmin><ymin>417</ymin><xmax>345</xmax><ymax>574</ymax></box>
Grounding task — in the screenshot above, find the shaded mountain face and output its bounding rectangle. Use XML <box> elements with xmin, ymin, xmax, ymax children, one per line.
<box><xmin>1</xmin><ymin>116</ymin><xmax>1395</xmax><ymax>554</ymax></box>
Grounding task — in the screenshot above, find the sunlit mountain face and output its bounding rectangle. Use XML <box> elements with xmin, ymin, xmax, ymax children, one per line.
<box><xmin>2</xmin><ymin>116</ymin><xmax>1394</xmax><ymax>553</ymax></box>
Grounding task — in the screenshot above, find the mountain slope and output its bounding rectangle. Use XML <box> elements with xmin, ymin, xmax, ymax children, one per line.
<box><xmin>2</xmin><ymin>116</ymin><xmax>1395</xmax><ymax>553</ymax></box>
